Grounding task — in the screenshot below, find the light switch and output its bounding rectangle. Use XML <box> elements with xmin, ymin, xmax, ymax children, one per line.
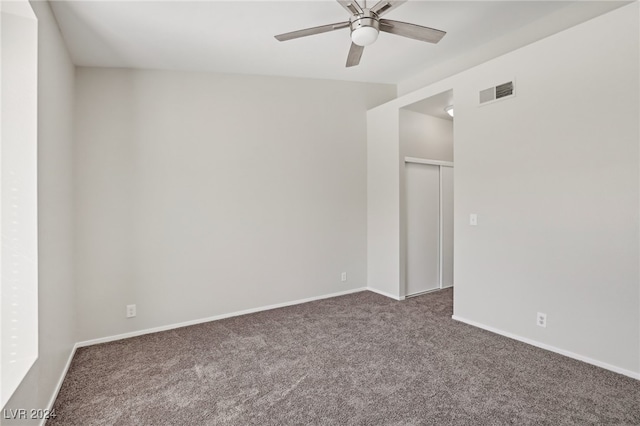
<box><xmin>469</xmin><ymin>214</ymin><xmax>478</xmax><ymax>226</ymax></box>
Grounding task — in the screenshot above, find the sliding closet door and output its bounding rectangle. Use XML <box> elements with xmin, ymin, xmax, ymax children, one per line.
<box><xmin>406</xmin><ymin>163</ymin><xmax>440</xmax><ymax>296</ymax></box>
<box><xmin>441</xmin><ymin>166</ymin><xmax>454</xmax><ymax>288</ymax></box>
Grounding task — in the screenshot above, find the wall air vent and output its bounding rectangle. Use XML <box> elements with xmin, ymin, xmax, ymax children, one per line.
<box><xmin>495</xmin><ymin>81</ymin><xmax>514</xmax><ymax>99</ymax></box>
<box><xmin>479</xmin><ymin>80</ymin><xmax>515</xmax><ymax>105</ymax></box>
<box><xmin>479</xmin><ymin>87</ymin><xmax>495</xmax><ymax>104</ymax></box>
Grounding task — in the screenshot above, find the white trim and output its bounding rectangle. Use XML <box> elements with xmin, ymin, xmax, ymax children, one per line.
<box><xmin>405</xmin><ymin>287</ymin><xmax>441</xmax><ymax>298</ymax></box>
<box><xmin>76</xmin><ymin>288</ymin><xmax>368</xmax><ymax>348</ymax></box>
<box><xmin>43</xmin><ymin>288</ymin><xmax>370</xmax><ymax>417</ymax></box>
<box><xmin>366</xmin><ymin>287</ymin><xmax>405</xmax><ymax>301</ymax></box>
<box><xmin>438</xmin><ymin>165</ymin><xmax>443</xmax><ymax>290</ymax></box>
<box><xmin>40</xmin><ymin>344</ymin><xmax>78</xmax><ymax>426</ymax></box>
<box><xmin>452</xmin><ymin>315</ymin><xmax>640</xmax><ymax>381</ymax></box>
<box><xmin>404</xmin><ymin>157</ymin><xmax>454</xmax><ymax>168</ymax></box>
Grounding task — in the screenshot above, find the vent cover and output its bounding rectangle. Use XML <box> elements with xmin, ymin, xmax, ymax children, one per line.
<box><xmin>479</xmin><ymin>80</ymin><xmax>515</xmax><ymax>105</ymax></box>
<box><xmin>496</xmin><ymin>81</ymin><xmax>514</xmax><ymax>99</ymax></box>
<box><xmin>479</xmin><ymin>87</ymin><xmax>495</xmax><ymax>104</ymax></box>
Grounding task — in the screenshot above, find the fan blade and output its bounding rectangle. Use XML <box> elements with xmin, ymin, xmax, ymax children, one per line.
<box><xmin>379</xmin><ymin>19</ymin><xmax>446</xmax><ymax>43</ymax></box>
<box><xmin>337</xmin><ymin>0</ymin><xmax>363</xmax><ymax>15</ymax></box>
<box><xmin>275</xmin><ymin>22</ymin><xmax>350</xmax><ymax>41</ymax></box>
<box><xmin>370</xmin><ymin>0</ymin><xmax>407</xmax><ymax>17</ymax></box>
<box><xmin>346</xmin><ymin>42</ymin><xmax>364</xmax><ymax>67</ymax></box>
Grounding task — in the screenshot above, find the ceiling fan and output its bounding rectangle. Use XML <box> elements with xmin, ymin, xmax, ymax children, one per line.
<box><xmin>274</xmin><ymin>0</ymin><xmax>446</xmax><ymax>68</ymax></box>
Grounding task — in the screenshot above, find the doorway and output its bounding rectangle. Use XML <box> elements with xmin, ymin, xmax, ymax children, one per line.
<box><xmin>400</xmin><ymin>89</ymin><xmax>454</xmax><ymax>298</ymax></box>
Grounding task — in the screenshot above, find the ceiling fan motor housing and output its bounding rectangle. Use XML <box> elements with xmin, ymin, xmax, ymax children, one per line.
<box><xmin>274</xmin><ymin>1</ymin><xmax>447</xmax><ymax>67</ymax></box>
<box><xmin>350</xmin><ymin>10</ymin><xmax>380</xmax><ymax>46</ymax></box>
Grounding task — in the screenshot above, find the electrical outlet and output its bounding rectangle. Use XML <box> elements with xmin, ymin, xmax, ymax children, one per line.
<box><xmin>126</xmin><ymin>304</ymin><xmax>136</xmax><ymax>318</ymax></box>
<box><xmin>536</xmin><ymin>312</ymin><xmax>547</xmax><ymax>328</ymax></box>
<box><xmin>341</xmin><ymin>272</ymin><xmax>347</xmax><ymax>282</ymax></box>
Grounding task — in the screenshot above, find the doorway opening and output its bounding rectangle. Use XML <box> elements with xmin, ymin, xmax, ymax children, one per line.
<box><xmin>400</xmin><ymin>89</ymin><xmax>454</xmax><ymax>298</ymax></box>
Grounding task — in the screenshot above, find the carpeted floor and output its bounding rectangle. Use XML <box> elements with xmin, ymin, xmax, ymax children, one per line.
<box><xmin>48</xmin><ymin>289</ymin><xmax>640</xmax><ymax>425</ymax></box>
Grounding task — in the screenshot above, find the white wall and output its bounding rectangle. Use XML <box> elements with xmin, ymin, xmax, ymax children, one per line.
<box><xmin>399</xmin><ymin>110</ymin><xmax>453</xmax><ymax>161</ymax></box>
<box><xmin>453</xmin><ymin>3</ymin><xmax>639</xmax><ymax>375</ymax></box>
<box><xmin>74</xmin><ymin>68</ymin><xmax>395</xmax><ymax>341</ymax></box>
<box><xmin>3</xmin><ymin>0</ymin><xmax>76</xmax><ymax>421</ymax></box>
<box><xmin>368</xmin><ymin>3</ymin><xmax>640</xmax><ymax>376</ymax></box>
<box><xmin>1</xmin><ymin>1</ymin><xmax>39</xmax><ymax>408</ymax></box>
<box><xmin>395</xmin><ymin>2</ymin><xmax>629</xmax><ymax>96</ymax></box>
<box><xmin>367</xmin><ymin>106</ymin><xmax>401</xmax><ymax>299</ymax></box>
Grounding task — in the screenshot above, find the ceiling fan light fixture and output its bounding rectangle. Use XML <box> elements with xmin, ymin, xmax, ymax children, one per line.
<box><xmin>445</xmin><ymin>105</ymin><xmax>454</xmax><ymax>117</ymax></box>
<box><xmin>274</xmin><ymin>0</ymin><xmax>447</xmax><ymax>68</ymax></box>
<box><xmin>350</xmin><ymin>11</ymin><xmax>380</xmax><ymax>47</ymax></box>
<box><xmin>351</xmin><ymin>26</ymin><xmax>379</xmax><ymax>46</ymax></box>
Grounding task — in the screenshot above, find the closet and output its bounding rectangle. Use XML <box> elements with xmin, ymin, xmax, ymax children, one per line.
<box><xmin>405</xmin><ymin>159</ymin><xmax>453</xmax><ymax>296</ymax></box>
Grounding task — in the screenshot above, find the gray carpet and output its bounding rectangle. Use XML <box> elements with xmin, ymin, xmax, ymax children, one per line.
<box><xmin>48</xmin><ymin>289</ymin><xmax>640</xmax><ymax>425</ymax></box>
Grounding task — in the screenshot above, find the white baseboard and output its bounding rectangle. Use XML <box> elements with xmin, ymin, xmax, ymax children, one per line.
<box><xmin>42</xmin><ymin>287</ymin><xmax>368</xmax><ymax>419</ymax></box>
<box><xmin>76</xmin><ymin>287</ymin><xmax>368</xmax><ymax>348</ymax></box>
<box><xmin>366</xmin><ymin>287</ymin><xmax>405</xmax><ymax>301</ymax></box>
<box><xmin>452</xmin><ymin>315</ymin><xmax>640</xmax><ymax>381</ymax></box>
<box><xmin>44</xmin><ymin>290</ymin><xmax>637</xmax><ymax>422</ymax></box>
<box><xmin>41</xmin><ymin>343</ymin><xmax>79</xmax><ymax>426</ymax></box>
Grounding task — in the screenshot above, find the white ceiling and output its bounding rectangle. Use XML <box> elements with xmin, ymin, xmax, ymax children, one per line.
<box><xmin>404</xmin><ymin>89</ymin><xmax>453</xmax><ymax>120</ymax></box>
<box><xmin>50</xmin><ymin>0</ymin><xmax>629</xmax><ymax>85</ymax></box>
